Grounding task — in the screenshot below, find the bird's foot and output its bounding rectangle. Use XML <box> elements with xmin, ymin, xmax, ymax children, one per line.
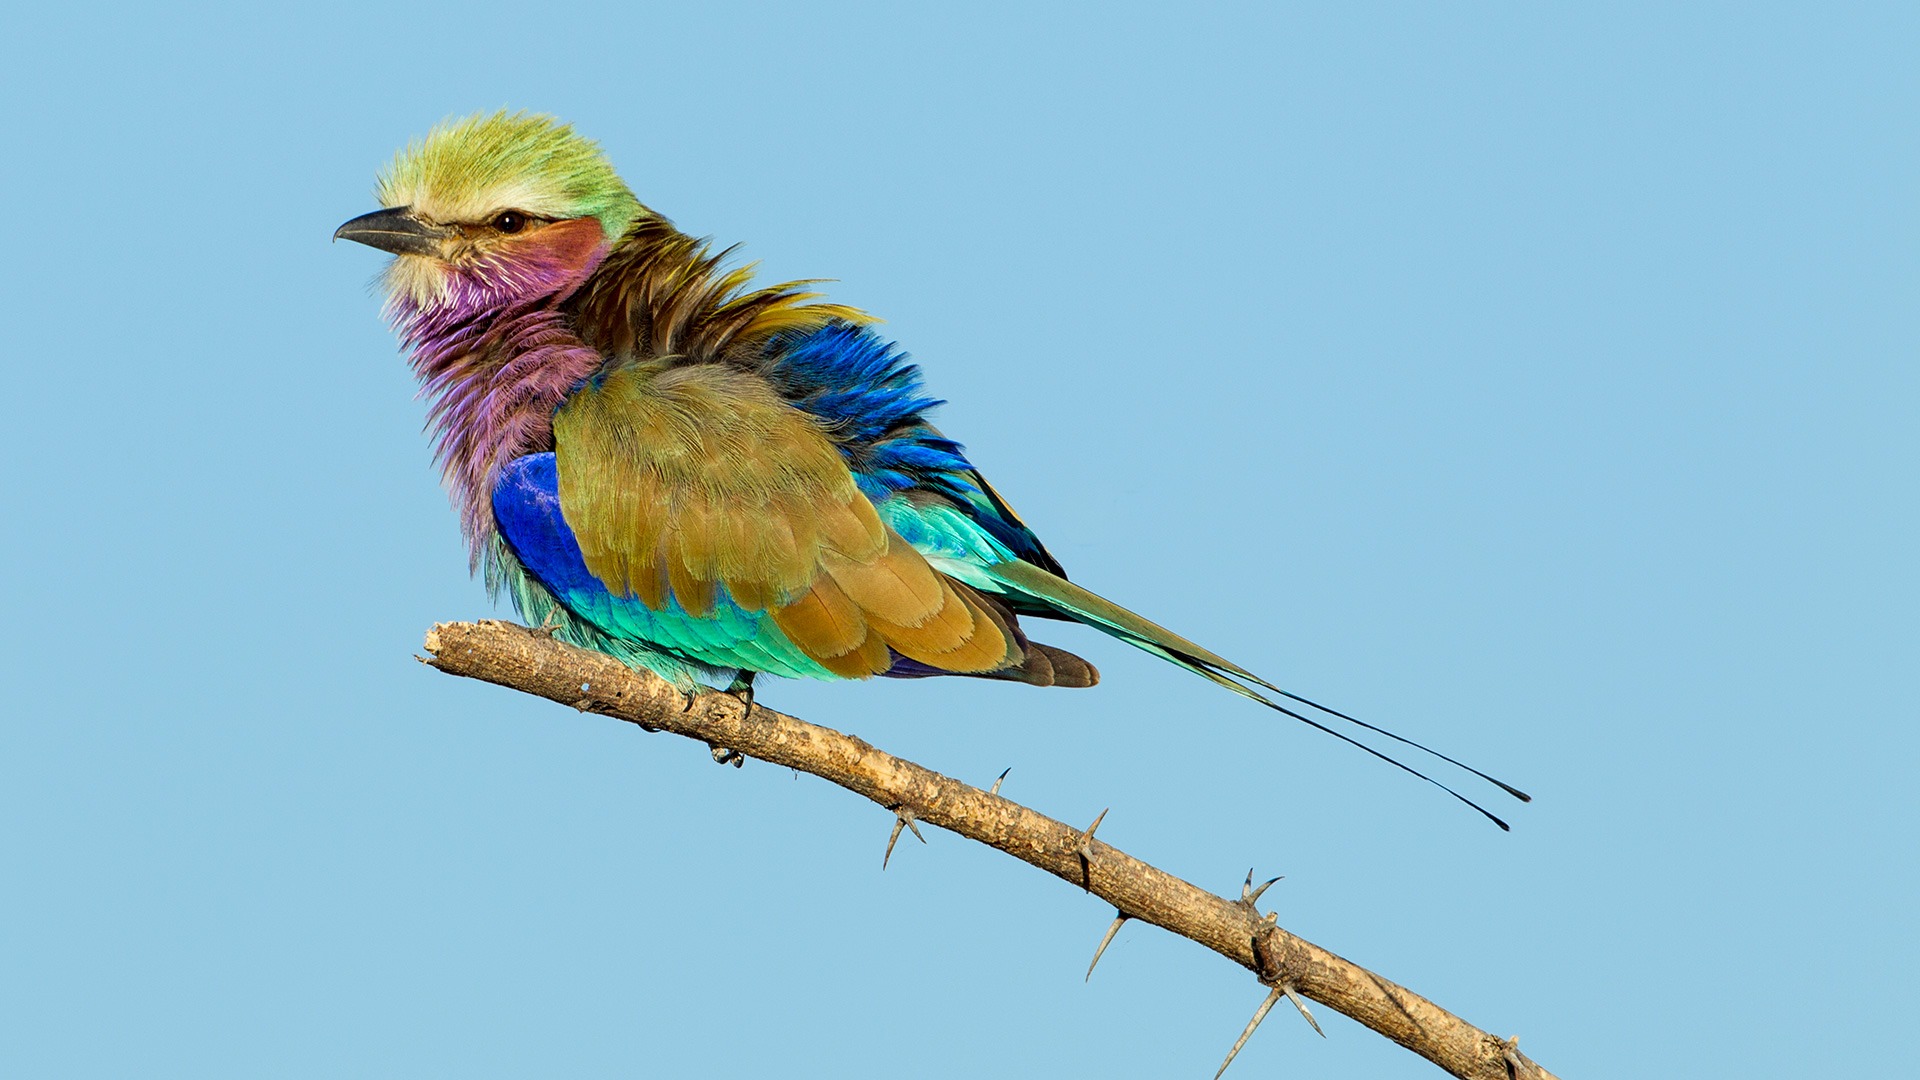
<box><xmin>722</xmin><ymin>671</ymin><xmax>756</xmax><ymax>714</ymax></box>
<box><xmin>703</xmin><ymin>674</ymin><xmax>756</xmax><ymax>767</ymax></box>
<box><xmin>531</xmin><ymin>609</ymin><xmax>565</xmax><ymax>639</ymax></box>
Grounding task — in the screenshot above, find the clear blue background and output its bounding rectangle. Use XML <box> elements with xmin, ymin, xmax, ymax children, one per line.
<box><xmin>4</xmin><ymin>3</ymin><xmax>1912</xmax><ymax>1077</ymax></box>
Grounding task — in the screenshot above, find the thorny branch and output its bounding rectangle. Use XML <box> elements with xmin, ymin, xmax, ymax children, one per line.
<box><xmin>421</xmin><ymin>620</ymin><xmax>1559</xmax><ymax>1080</ymax></box>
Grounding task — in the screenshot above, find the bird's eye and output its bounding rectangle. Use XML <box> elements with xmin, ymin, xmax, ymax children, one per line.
<box><xmin>493</xmin><ymin>211</ymin><xmax>527</xmax><ymax>234</ymax></box>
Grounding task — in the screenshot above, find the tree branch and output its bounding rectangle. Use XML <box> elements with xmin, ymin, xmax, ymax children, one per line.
<box><xmin>421</xmin><ymin>619</ymin><xmax>1557</xmax><ymax>1080</ymax></box>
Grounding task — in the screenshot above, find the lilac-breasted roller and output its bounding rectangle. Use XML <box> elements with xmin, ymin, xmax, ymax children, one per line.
<box><xmin>336</xmin><ymin>112</ymin><xmax>1527</xmax><ymax>827</ymax></box>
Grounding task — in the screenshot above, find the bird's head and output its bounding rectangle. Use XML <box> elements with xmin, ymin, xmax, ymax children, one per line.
<box><xmin>336</xmin><ymin>111</ymin><xmax>646</xmax><ymax>312</ymax></box>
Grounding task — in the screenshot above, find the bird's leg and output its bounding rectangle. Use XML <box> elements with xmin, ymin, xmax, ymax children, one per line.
<box><xmin>723</xmin><ymin>670</ymin><xmax>757</xmax><ymax>714</ymax></box>
<box><xmin>705</xmin><ymin>672</ymin><xmax>757</xmax><ymax>767</ymax></box>
<box><xmin>531</xmin><ymin>607</ymin><xmax>565</xmax><ymax>639</ymax></box>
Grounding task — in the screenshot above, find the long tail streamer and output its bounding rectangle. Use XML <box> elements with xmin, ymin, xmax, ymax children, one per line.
<box><xmin>983</xmin><ymin>560</ymin><xmax>1529</xmax><ymax>829</ymax></box>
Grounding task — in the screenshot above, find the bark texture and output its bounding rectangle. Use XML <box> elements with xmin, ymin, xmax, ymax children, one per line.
<box><xmin>422</xmin><ymin>619</ymin><xmax>1558</xmax><ymax>1080</ymax></box>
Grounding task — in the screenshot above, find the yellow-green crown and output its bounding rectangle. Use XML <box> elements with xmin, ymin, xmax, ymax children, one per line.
<box><xmin>377</xmin><ymin>111</ymin><xmax>644</xmax><ymax>238</ymax></box>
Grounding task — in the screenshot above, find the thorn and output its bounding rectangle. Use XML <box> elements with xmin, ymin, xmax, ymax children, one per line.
<box><xmin>1213</xmin><ymin>986</ymin><xmax>1282</xmax><ymax>1080</ymax></box>
<box><xmin>1239</xmin><ymin>869</ymin><xmax>1283</xmax><ymax>911</ymax></box>
<box><xmin>1085</xmin><ymin>911</ymin><xmax>1129</xmax><ymax>981</ymax></box>
<box><xmin>989</xmin><ymin>768</ymin><xmax>1010</xmax><ymax>797</ymax></box>
<box><xmin>710</xmin><ymin>746</ymin><xmax>745</xmax><ymax>767</ymax></box>
<box><xmin>883</xmin><ymin>807</ymin><xmax>926</xmax><ymax>869</ymax></box>
<box><xmin>1071</xmin><ymin>808</ymin><xmax>1109</xmax><ymax>891</ymax></box>
<box><xmin>1501</xmin><ymin>1034</ymin><xmax>1526</xmax><ymax>1077</ymax></box>
<box><xmin>1281</xmin><ymin>983</ymin><xmax>1325</xmax><ymax>1037</ymax></box>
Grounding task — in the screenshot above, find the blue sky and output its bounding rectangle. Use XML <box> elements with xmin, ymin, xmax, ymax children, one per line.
<box><xmin>3</xmin><ymin>3</ymin><xmax>1913</xmax><ymax>1077</ymax></box>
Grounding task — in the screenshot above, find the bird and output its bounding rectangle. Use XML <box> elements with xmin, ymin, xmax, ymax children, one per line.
<box><xmin>336</xmin><ymin>111</ymin><xmax>1528</xmax><ymax>827</ymax></box>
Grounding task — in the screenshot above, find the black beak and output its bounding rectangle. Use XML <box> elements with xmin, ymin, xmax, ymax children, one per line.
<box><xmin>333</xmin><ymin>206</ymin><xmax>456</xmax><ymax>257</ymax></box>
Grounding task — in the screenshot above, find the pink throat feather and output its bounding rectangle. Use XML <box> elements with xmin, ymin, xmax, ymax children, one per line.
<box><xmin>388</xmin><ymin>231</ymin><xmax>611</xmax><ymax>563</ymax></box>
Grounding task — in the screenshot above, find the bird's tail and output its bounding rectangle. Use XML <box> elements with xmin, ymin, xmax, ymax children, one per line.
<box><xmin>978</xmin><ymin>559</ymin><xmax>1531</xmax><ymax>830</ymax></box>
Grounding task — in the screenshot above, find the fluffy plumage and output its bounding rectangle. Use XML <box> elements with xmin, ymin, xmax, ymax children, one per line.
<box><xmin>339</xmin><ymin>112</ymin><xmax>1529</xmax><ymax>827</ymax></box>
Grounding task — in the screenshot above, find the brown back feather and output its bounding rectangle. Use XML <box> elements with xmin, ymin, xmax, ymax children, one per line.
<box><xmin>566</xmin><ymin>217</ymin><xmax>871</xmax><ymax>366</ymax></box>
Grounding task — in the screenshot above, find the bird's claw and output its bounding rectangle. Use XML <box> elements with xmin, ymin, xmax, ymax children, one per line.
<box><xmin>723</xmin><ymin>671</ymin><xmax>756</xmax><ymax>715</ymax></box>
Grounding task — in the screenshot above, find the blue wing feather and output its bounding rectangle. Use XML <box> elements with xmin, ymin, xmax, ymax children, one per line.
<box><xmin>762</xmin><ymin>321</ymin><xmax>1065</xmax><ymax>575</ymax></box>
